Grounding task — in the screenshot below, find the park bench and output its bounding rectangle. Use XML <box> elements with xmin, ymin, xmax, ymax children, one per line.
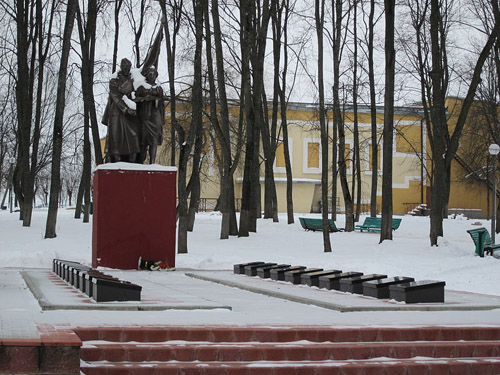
<box><xmin>466</xmin><ymin>227</ymin><xmax>500</xmax><ymax>257</ymax></box>
<box><xmin>298</xmin><ymin>217</ymin><xmax>343</xmax><ymax>232</ymax></box>
<box><xmin>355</xmin><ymin>217</ymin><xmax>402</xmax><ymax>232</ymax></box>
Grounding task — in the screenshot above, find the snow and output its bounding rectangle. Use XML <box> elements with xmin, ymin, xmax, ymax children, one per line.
<box><xmin>122</xmin><ymin>95</ymin><xmax>137</xmax><ymax>110</ymax></box>
<box><xmin>131</xmin><ymin>67</ymin><xmax>156</xmax><ymax>90</ymax></box>
<box><xmin>1</xmin><ymin>208</ymin><xmax>498</xmax><ymax>297</ymax></box>
<box><xmin>95</xmin><ymin>162</ymin><xmax>177</xmax><ymax>172</ymax></box>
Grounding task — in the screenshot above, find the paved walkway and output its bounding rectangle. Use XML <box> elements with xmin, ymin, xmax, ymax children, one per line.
<box><xmin>3</xmin><ymin>267</ymin><xmax>500</xmax><ymax>343</ymax></box>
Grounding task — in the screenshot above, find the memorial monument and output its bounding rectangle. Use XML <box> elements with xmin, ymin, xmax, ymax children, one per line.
<box><xmin>93</xmin><ymin>29</ymin><xmax>176</xmax><ymax>270</ymax></box>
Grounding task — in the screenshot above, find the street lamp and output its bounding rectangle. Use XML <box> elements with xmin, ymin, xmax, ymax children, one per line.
<box><xmin>489</xmin><ymin>144</ymin><xmax>500</xmax><ymax>243</ymax></box>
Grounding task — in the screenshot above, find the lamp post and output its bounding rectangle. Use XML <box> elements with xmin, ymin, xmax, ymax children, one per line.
<box><xmin>489</xmin><ymin>144</ymin><xmax>500</xmax><ymax>243</ymax></box>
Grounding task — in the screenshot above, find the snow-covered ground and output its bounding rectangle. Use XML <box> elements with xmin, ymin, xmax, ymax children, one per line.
<box><xmin>1</xmin><ymin>208</ymin><xmax>498</xmax><ymax>297</ymax></box>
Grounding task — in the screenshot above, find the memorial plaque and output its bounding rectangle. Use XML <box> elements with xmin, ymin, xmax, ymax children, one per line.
<box><xmin>318</xmin><ymin>272</ymin><xmax>363</xmax><ymax>290</ymax></box>
<box><xmin>389</xmin><ymin>280</ymin><xmax>446</xmax><ymax>303</ymax></box>
<box><xmin>284</xmin><ymin>268</ymin><xmax>323</xmax><ymax>284</ymax></box>
<box><xmin>300</xmin><ymin>270</ymin><xmax>342</xmax><ymax>287</ymax></box>
<box><xmin>257</xmin><ymin>264</ymin><xmax>291</xmax><ymax>278</ymax></box>
<box><xmin>363</xmin><ymin>276</ymin><xmax>415</xmax><ymax>299</ymax></box>
<box><xmin>233</xmin><ymin>262</ymin><xmax>265</xmax><ymax>275</ymax></box>
<box><xmin>339</xmin><ymin>274</ymin><xmax>388</xmax><ymax>294</ymax></box>
<box><xmin>244</xmin><ymin>262</ymin><xmax>277</xmax><ymax>276</ymax></box>
<box><xmin>270</xmin><ymin>266</ymin><xmax>306</xmax><ymax>281</ymax></box>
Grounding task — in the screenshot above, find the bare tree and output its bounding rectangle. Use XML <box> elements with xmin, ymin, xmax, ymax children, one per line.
<box><xmin>405</xmin><ymin>0</ymin><xmax>500</xmax><ymax>245</ymax></box>
<box><xmin>239</xmin><ymin>0</ymin><xmax>272</xmax><ymax>236</ymax></box>
<box><xmin>159</xmin><ymin>0</ymin><xmax>183</xmax><ymax>167</ymax></box>
<box><xmin>76</xmin><ymin>0</ymin><xmax>104</xmax><ymax>166</ymax></box>
<box><xmin>5</xmin><ymin>0</ymin><xmax>57</xmax><ymax>227</ymax></box>
<box><xmin>205</xmin><ymin>0</ymin><xmax>240</xmax><ymax>238</ymax></box>
<box><xmin>176</xmin><ymin>0</ymin><xmax>203</xmax><ymax>253</ymax></box>
<box><xmin>369</xmin><ymin>0</ymin><xmax>381</xmax><ymax>217</ymax></box>
<box><xmin>45</xmin><ymin>0</ymin><xmax>77</xmax><ymax>238</ymax></box>
<box><xmin>112</xmin><ymin>0</ymin><xmax>124</xmax><ymax>73</ymax></box>
<box><xmin>275</xmin><ymin>0</ymin><xmax>296</xmax><ymax>224</ymax></box>
<box><xmin>380</xmin><ymin>0</ymin><xmax>395</xmax><ymax>243</ymax></box>
<box><xmin>316</xmin><ymin>0</ymin><xmax>332</xmax><ymax>251</ymax></box>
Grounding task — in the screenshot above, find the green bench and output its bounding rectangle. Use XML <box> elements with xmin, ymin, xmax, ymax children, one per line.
<box><xmin>466</xmin><ymin>227</ymin><xmax>500</xmax><ymax>257</ymax></box>
<box><xmin>355</xmin><ymin>217</ymin><xmax>402</xmax><ymax>232</ymax></box>
<box><xmin>299</xmin><ymin>217</ymin><xmax>342</xmax><ymax>232</ymax></box>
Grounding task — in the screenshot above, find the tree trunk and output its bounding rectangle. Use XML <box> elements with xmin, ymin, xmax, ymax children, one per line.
<box><xmin>369</xmin><ymin>0</ymin><xmax>378</xmax><ymax>217</ymax></box>
<box><xmin>239</xmin><ymin>0</ymin><xmax>256</xmax><ymax>237</ymax></box>
<box><xmin>209</xmin><ymin>0</ymin><xmax>239</xmax><ymax>238</ymax></box>
<box><xmin>112</xmin><ymin>0</ymin><xmax>123</xmax><ymax>72</ymax></box>
<box><xmin>332</xmin><ymin>0</ymin><xmax>345</xmax><ymax>228</ymax></box>
<box><xmin>14</xmin><ymin>0</ymin><xmax>35</xmax><ymax>226</ymax></box>
<box><xmin>352</xmin><ymin>0</ymin><xmax>361</xmax><ymax>222</ymax></box>
<box><xmin>380</xmin><ymin>0</ymin><xmax>395</xmax><ymax>243</ymax></box>
<box><xmin>159</xmin><ymin>1</ymin><xmax>182</xmax><ymax>167</ymax></box>
<box><xmin>74</xmin><ymin>172</ymin><xmax>84</xmax><ymax>219</ymax></box>
<box><xmin>315</xmin><ymin>0</ymin><xmax>332</xmax><ymax>252</ymax></box>
<box><xmin>82</xmin><ymin>105</ymin><xmax>92</xmax><ymax>223</ymax></box>
<box><xmin>77</xmin><ymin>0</ymin><xmax>103</xmax><ymax>166</ymax></box>
<box><xmin>177</xmin><ymin>0</ymin><xmax>203</xmax><ymax>253</ymax></box>
<box><xmin>187</xmin><ymin>127</ymin><xmax>203</xmax><ymax>232</ymax></box>
<box><xmin>278</xmin><ymin>0</ymin><xmax>294</xmax><ymax>224</ymax></box>
<box><xmin>45</xmin><ymin>0</ymin><xmax>76</xmax><ymax>238</ymax></box>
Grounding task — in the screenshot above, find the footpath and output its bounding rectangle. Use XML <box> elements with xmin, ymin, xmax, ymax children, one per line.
<box><xmin>2</xmin><ymin>267</ymin><xmax>500</xmax><ymax>374</ymax></box>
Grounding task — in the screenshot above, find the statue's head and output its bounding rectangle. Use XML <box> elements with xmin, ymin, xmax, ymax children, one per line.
<box><xmin>145</xmin><ymin>66</ymin><xmax>158</xmax><ymax>84</ymax></box>
<box><xmin>120</xmin><ymin>58</ymin><xmax>132</xmax><ymax>75</ymax></box>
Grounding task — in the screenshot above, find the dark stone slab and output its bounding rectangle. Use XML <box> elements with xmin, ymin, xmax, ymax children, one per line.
<box><xmin>339</xmin><ymin>274</ymin><xmax>388</xmax><ymax>294</ymax></box>
<box><xmin>71</xmin><ymin>266</ymin><xmax>91</xmax><ymax>289</ymax></box>
<box><xmin>244</xmin><ymin>262</ymin><xmax>277</xmax><ymax>276</ymax></box>
<box><xmin>91</xmin><ymin>277</ymin><xmax>142</xmax><ymax>302</ymax></box>
<box><xmin>257</xmin><ymin>264</ymin><xmax>291</xmax><ymax>278</ymax></box>
<box><xmin>318</xmin><ymin>272</ymin><xmax>364</xmax><ymax>290</ymax></box>
<box><xmin>389</xmin><ymin>280</ymin><xmax>446</xmax><ymax>303</ymax></box>
<box><xmin>284</xmin><ymin>268</ymin><xmax>323</xmax><ymax>284</ymax></box>
<box><xmin>84</xmin><ymin>271</ymin><xmax>117</xmax><ymax>297</ymax></box>
<box><xmin>270</xmin><ymin>266</ymin><xmax>306</xmax><ymax>281</ymax></box>
<box><xmin>233</xmin><ymin>262</ymin><xmax>265</xmax><ymax>274</ymax></box>
<box><xmin>363</xmin><ymin>276</ymin><xmax>415</xmax><ymax>299</ymax></box>
<box><xmin>300</xmin><ymin>270</ymin><xmax>343</xmax><ymax>287</ymax></box>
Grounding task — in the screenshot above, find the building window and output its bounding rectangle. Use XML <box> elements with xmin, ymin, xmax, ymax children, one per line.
<box><xmin>274</xmin><ymin>138</ymin><xmax>293</xmax><ymax>173</ymax></box>
<box><xmin>335</xmin><ymin>140</ymin><xmax>353</xmax><ymax>174</ymax></box>
<box><xmin>276</xmin><ymin>141</ymin><xmax>286</xmax><ymax>168</ymax></box>
<box><xmin>303</xmin><ymin>138</ymin><xmax>321</xmax><ymax>174</ymax></box>
<box><xmin>396</xmin><ymin>124</ymin><xmax>421</xmax><ymax>154</ymax></box>
<box><xmin>364</xmin><ymin>142</ymin><xmax>382</xmax><ymax>174</ymax></box>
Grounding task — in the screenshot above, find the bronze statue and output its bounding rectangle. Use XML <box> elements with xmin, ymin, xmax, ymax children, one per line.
<box><xmin>102</xmin><ymin>58</ymin><xmax>140</xmax><ymax>163</ymax></box>
<box><xmin>136</xmin><ymin>66</ymin><xmax>164</xmax><ymax>164</ymax></box>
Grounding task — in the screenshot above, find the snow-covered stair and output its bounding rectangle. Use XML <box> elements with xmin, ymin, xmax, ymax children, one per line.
<box><xmin>77</xmin><ymin>326</ymin><xmax>500</xmax><ymax>374</ymax></box>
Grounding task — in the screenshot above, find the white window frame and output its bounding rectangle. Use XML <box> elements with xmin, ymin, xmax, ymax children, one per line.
<box><xmin>339</xmin><ymin>139</ymin><xmax>354</xmax><ymax>175</ymax></box>
<box><xmin>364</xmin><ymin>140</ymin><xmax>383</xmax><ymax>175</ymax></box>
<box><xmin>303</xmin><ymin>138</ymin><xmax>321</xmax><ymax>174</ymax></box>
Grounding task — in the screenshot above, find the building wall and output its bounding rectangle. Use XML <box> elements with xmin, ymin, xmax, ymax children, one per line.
<box><xmin>153</xmin><ymin>99</ymin><xmax>492</xmax><ymax>216</ymax></box>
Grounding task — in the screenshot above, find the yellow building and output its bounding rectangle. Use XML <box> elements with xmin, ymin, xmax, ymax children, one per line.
<box><xmin>155</xmin><ymin>97</ymin><xmax>492</xmax><ymax>217</ymax></box>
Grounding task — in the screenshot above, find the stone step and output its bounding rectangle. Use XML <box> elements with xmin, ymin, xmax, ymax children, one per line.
<box><xmin>80</xmin><ymin>357</ymin><xmax>500</xmax><ymax>375</ymax></box>
<box><xmin>80</xmin><ymin>340</ymin><xmax>500</xmax><ymax>362</ymax></box>
<box><xmin>75</xmin><ymin>326</ymin><xmax>500</xmax><ymax>343</ymax></box>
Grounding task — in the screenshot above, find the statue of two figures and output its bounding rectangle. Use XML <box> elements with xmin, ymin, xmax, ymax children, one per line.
<box><xmin>102</xmin><ymin>58</ymin><xmax>164</xmax><ymax>164</ymax></box>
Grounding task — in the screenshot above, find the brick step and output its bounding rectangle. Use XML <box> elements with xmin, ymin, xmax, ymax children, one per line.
<box><xmin>74</xmin><ymin>326</ymin><xmax>500</xmax><ymax>343</ymax></box>
<box><xmin>80</xmin><ymin>357</ymin><xmax>500</xmax><ymax>375</ymax></box>
<box><xmin>80</xmin><ymin>340</ymin><xmax>500</xmax><ymax>362</ymax></box>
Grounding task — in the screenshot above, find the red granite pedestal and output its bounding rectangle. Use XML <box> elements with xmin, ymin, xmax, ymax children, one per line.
<box><xmin>92</xmin><ymin>164</ymin><xmax>177</xmax><ymax>269</ymax></box>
